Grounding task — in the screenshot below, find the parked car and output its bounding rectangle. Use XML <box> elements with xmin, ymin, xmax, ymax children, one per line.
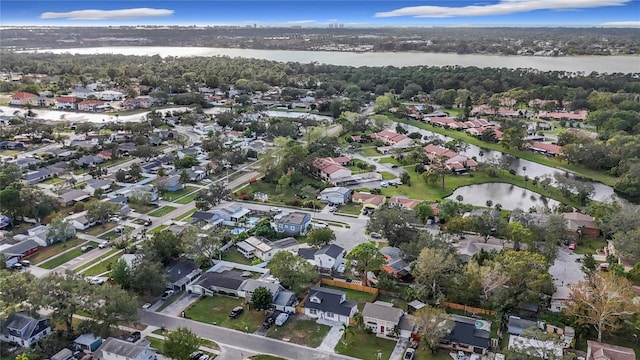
<box><xmin>404</xmin><ymin>348</ymin><xmax>415</xmax><ymax>360</ymax></box>
<box><xmin>189</xmin><ymin>351</ymin><xmax>203</xmax><ymax>360</ymax></box>
<box><xmin>329</xmin><ymin>206</ymin><xmax>338</xmax><ymax>212</ymax></box>
<box><xmin>89</xmin><ymin>277</ymin><xmax>105</xmax><ymax>285</ymax></box>
<box><xmin>126</xmin><ymin>331</ymin><xmax>141</xmax><ymax>343</ymax></box>
<box><xmin>270</xmin><ymin>207</ymin><xmax>282</xmax><ymax>213</ymax></box>
<box><xmin>380</xmin><ymin>182</ymin><xmax>389</xmax><ymax>188</ymax></box>
<box><xmin>275</xmin><ymin>312</ymin><xmax>289</xmax><ymax>326</ymax></box>
<box><xmin>11</xmin><ymin>263</ymin><xmax>23</xmax><ymax>271</ymax></box>
<box><xmin>81</xmin><ymin>245</ymin><xmax>93</xmax><ymax>252</ymax></box>
<box><xmin>161</xmin><ymin>290</ymin><xmax>175</xmax><ymax>300</ymax></box>
<box><xmin>142</xmin><ymin>303</ymin><xmax>152</xmax><ymax>309</ymax></box>
<box><xmin>391</xmin><ymin>164</ymin><xmax>399</xmax><ymax>168</ymax></box>
<box><xmin>229</xmin><ymin>306</ymin><xmax>244</xmax><ymax>319</ymax></box>
<box><xmin>370</xmin><ymin>232</ymin><xmax>382</xmax><ymax>239</ymax></box>
<box><xmin>20</xmin><ymin>260</ymin><xmax>31</xmax><ymax>267</ymax></box>
<box><xmin>199</xmin><ymin>356</ymin><xmax>210</xmax><ymax>360</ymax></box>
<box><xmin>109</xmin><ymin>216</ymin><xmax>121</xmax><ymax>222</ymax></box>
<box><xmin>337</xmin><ymin>264</ymin><xmax>346</xmax><ymax>273</ymax></box>
<box><xmin>115</xmin><ymin>226</ymin><xmax>125</xmax><ymax>233</ymax></box>
<box><xmin>144</xmin><ymin>219</ymin><xmax>153</xmax><ymax>227</ymax></box>
<box><xmin>98</xmin><ymin>241</ymin><xmax>110</xmax><ymax>249</ymax></box>
<box><xmin>263</xmin><ymin>312</ymin><xmax>279</xmax><ymax>329</ymax></box>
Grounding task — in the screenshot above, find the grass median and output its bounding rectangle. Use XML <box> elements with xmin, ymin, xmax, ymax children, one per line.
<box><xmin>39</xmin><ymin>241</ymin><xmax>99</xmax><ymax>269</ymax></box>
<box><xmin>148</xmin><ymin>206</ymin><xmax>178</xmax><ymax>217</ymax></box>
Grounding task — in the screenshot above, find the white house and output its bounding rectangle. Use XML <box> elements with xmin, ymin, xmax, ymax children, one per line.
<box><xmin>303</xmin><ymin>287</ymin><xmax>358</xmax><ymax>324</ymax></box>
<box><xmin>362</xmin><ymin>302</ymin><xmax>414</xmax><ymax>338</ymax></box>
<box><xmin>0</xmin><ymin>311</ymin><xmax>51</xmax><ymax>348</ymax></box>
<box><xmin>95</xmin><ymin>337</ymin><xmax>157</xmax><ymax>360</ymax></box>
<box><xmin>67</xmin><ymin>213</ymin><xmax>96</xmax><ymax>231</ymax></box>
<box><xmin>97</xmin><ymin>90</ymin><xmax>124</xmax><ymax>101</ymax></box>
<box><xmin>299</xmin><ymin>244</ymin><xmax>345</xmax><ymax>272</ymax></box>
<box><xmin>237</xmin><ymin>236</ymin><xmax>300</xmax><ymax>262</ymax></box>
<box><xmin>508</xmin><ymin>335</ymin><xmax>564</xmax><ymax>359</ymax></box>
<box><xmin>318</xmin><ymin>187</ymin><xmax>352</xmax><ymax>205</ymax></box>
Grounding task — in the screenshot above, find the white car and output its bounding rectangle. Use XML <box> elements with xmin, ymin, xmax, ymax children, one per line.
<box><xmin>337</xmin><ymin>264</ymin><xmax>346</xmax><ymax>273</ymax></box>
<box><xmin>270</xmin><ymin>207</ymin><xmax>282</xmax><ymax>213</ymax></box>
<box><xmin>275</xmin><ymin>312</ymin><xmax>289</xmax><ymax>326</ymax></box>
<box><xmin>142</xmin><ymin>303</ymin><xmax>152</xmax><ymax>309</ymax></box>
<box><xmin>89</xmin><ymin>277</ymin><xmax>105</xmax><ymax>285</ymax></box>
<box><xmin>98</xmin><ymin>241</ymin><xmax>110</xmax><ymax>249</ymax></box>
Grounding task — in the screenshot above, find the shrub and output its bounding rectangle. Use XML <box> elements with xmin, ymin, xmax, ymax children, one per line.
<box><xmin>289</xmin><ymin>198</ymin><xmax>301</xmax><ymax>206</ymax></box>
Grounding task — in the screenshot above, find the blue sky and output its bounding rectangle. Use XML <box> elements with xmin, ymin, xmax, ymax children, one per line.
<box><xmin>1</xmin><ymin>1</ymin><xmax>639</xmax><ymax>27</ymax></box>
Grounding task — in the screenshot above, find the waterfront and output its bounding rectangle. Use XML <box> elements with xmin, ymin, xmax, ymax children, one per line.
<box><xmin>446</xmin><ymin>183</ymin><xmax>561</xmax><ymax>211</ymax></box>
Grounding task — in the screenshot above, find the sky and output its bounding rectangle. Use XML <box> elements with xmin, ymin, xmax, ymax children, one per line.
<box><xmin>1</xmin><ymin>0</ymin><xmax>639</xmax><ymax>27</ymax></box>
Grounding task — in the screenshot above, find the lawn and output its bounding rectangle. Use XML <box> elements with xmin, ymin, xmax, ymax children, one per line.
<box><xmin>413</xmin><ymin>349</ymin><xmax>454</xmax><ymax>360</ymax></box>
<box><xmin>42</xmin><ymin>177</ymin><xmax>64</xmax><ymax>185</ymax></box>
<box><xmin>361</xmin><ymin>147</ymin><xmax>381</xmax><ymax>157</ymax></box>
<box><xmin>146</xmin><ymin>337</ymin><xmax>167</xmax><ymax>355</ymax></box>
<box><xmin>130</xmin><ymin>203</ymin><xmax>157</xmax><ymax>213</ymax></box>
<box><xmin>149</xmin><ymin>224</ymin><xmax>168</xmax><ymax>234</ymax></box>
<box><xmin>336</xmin><ymin>202</ymin><xmax>363</xmax><ymax>216</ymax></box>
<box><xmin>175</xmin><ymin>189</ymin><xmax>204</xmax><ymax>204</ymax></box>
<box><xmin>379</xmin><ymin>157</ymin><xmax>399</xmax><ymax>165</ymax></box>
<box><xmin>29</xmin><ymin>237</ymin><xmax>84</xmax><ymax>265</ymax></box>
<box><xmin>573</xmin><ymin>237</ymin><xmax>607</xmax><ymax>255</ymax></box>
<box><xmin>221</xmin><ymin>248</ymin><xmax>254</xmax><ymax>265</ymax></box>
<box><xmin>185</xmin><ymin>296</ymin><xmax>265</xmax><ymax>333</ymax></box>
<box><xmin>238</xmin><ymin>178</ymin><xmax>323</xmax><ymax>207</ymax></box>
<box><xmin>175</xmin><ymin>208</ymin><xmax>198</xmax><ymax>221</ymax></box>
<box><xmin>98</xmin><ymin>226</ymin><xmax>134</xmax><ymax>240</ymax></box>
<box><xmin>160</xmin><ymin>186</ymin><xmax>199</xmax><ymax>202</ymax></box>
<box><xmin>83</xmin><ymin>222</ymin><xmax>118</xmax><ymax>236</ymax></box>
<box><xmin>380</xmin><ymin>171</ymin><xmax>397</xmax><ymax>180</ymax></box>
<box><xmin>80</xmin><ymin>250</ymin><xmax>121</xmax><ymax>276</ymax></box>
<box><xmin>266</xmin><ymin>317</ymin><xmax>330</xmax><ymax>348</ymax></box>
<box><xmin>323</xmin><ymin>285</ymin><xmax>377</xmax><ymax>310</ymax></box>
<box><xmin>334</xmin><ymin>328</ymin><xmax>397</xmax><ymax>360</ymax></box>
<box><xmin>39</xmin><ymin>242</ymin><xmax>99</xmax><ymax>269</ymax></box>
<box><xmin>148</xmin><ymin>206</ymin><xmax>178</xmax><ymax>217</ymax></box>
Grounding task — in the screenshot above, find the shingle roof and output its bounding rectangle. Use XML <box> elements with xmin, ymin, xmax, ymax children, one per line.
<box><xmin>271</xmin><ymin>237</ymin><xmax>299</xmax><ymax>249</ymax></box>
<box><xmin>444</xmin><ymin>315</ymin><xmax>491</xmax><ymax>350</ymax></box>
<box><xmin>304</xmin><ymin>287</ymin><xmax>357</xmax><ymax>316</ymax></box>
<box><xmin>194</xmin><ymin>270</ymin><xmax>246</xmax><ymax>291</ymax></box>
<box><xmin>1</xmin><ymin>239</ymin><xmax>40</xmax><ymax>256</ymax></box>
<box><xmin>315</xmin><ymin>244</ymin><xmax>344</xmax><ymax>259</ymax></box>
<box><xmin>96</xmin><ymin>337</ymin><xmax>151</xmax><ymax>358</ymax></box>
<box><xmin>362</xmin><ymin>302</ymin><xmax>403</xmax><ymax>324</ymax></box>
<box><xmin>298</xmin><ymin>248</ymin><xmax>316</xmax><ymax>260</ymax></box>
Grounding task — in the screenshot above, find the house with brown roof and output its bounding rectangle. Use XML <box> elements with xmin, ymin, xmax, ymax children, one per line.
<box><xmin>423</xmin><ymin>144</ymin><xmax>478</xmax><ymax>173</ymax></box>
<box><xmin>587</xmin><ymin>341</ymin><xmax>636</xmax><ymax>360</ymax></box>
<box><xmin>352</xmin><ymin>192</ymin><xmax>386</xmax><ymax>209</ymax></box>
<box><xmin>78</xmin><ymin>100</ymin><xmax>107</xmax><ymax>112</ymax></box>
<box><xmin>9</xmin><ymin>92</ymin><xmax>38</xmax><ymax>105</ymax></box>
<box><xmin>529</xmin><ymin>141</ymin><xmax>562</xmax><ymax>157</ymax></box>
<box><xmin>313</xmin><ymin>157</ymin><xmax>352</xmax><ymax>184</ymax></box>
<box><xmin>561</xmin><ymin>212</ymin><xmax>600</xmax><ymax>238</ymax></box>
<box><xmin>388</xmin><ymin>196</ymin><xmax>422</xmax><ymax>210</ymax></box>
<box><xmin>371</xmin><ymin>130</ymin><xmax>413</xmax><ymax>148</ymax></box>
<box><xmin>55</xmin><ymin>96</ymin><xmax>77</xmax><ymax>110</ymax></box>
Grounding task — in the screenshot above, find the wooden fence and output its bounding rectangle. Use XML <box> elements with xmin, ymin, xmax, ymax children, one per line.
<box><xmin>321</xmin><ymin>278</ymin><xmax>379</xmax><ymax>295</ymax></box>
<box><xmin>443</xmin><ymin>302</ymin><xmax>496</xmax><ymax>316</ymax></box>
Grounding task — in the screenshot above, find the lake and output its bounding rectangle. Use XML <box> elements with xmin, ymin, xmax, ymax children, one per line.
<box><xmin>31</xmin><ymin>46</ymin><xmax>640</xmax><ymax>74</ymax></box>
<box><xmin>446</xmin><ymin>183</ymin><xmax>560</xmax><ymax>211</ymax></box>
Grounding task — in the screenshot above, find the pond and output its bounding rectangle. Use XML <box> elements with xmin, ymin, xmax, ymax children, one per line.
<box><xmin>446</xmin><ymin>183</ymin><xmax>560</xmax><ymax>211</ymax></box>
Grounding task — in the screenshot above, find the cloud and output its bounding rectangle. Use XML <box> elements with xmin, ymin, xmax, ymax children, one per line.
<box><xmin>287</xmin><ymin>19</ymin><xmax>316</xmax><ymax>24</ymax></box>
<box><xmin>600</xmin><ymin>21</ymin><xmax>640</xmax><ymax>26</ymax></box>
<box><xmin>375</xmin><ymin>0</ymin><xmax>630</xmax><ymax>18</ymax></box>
<box><xmin>40</xmin><ymin>8</ymin><xmax>173</xmax><ymax>20</ymax></box>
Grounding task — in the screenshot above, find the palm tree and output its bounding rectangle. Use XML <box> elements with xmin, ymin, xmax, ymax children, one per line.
<box><xmin>339</xmin><ymin>323</ymin><xmax>354</xmax><ymax>345</ymax></box>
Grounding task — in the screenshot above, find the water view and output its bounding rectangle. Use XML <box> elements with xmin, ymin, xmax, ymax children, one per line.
<box><xmin>446</xmin><ymin>183</ymin><xmax>560</xmax><ymax>211</ymax></box>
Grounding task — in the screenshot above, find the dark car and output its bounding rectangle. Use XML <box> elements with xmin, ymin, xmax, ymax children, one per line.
<box><xmin>189</xmin><ymin>351</ymin><xmax>204</xmax><ymax>360</ymax></box>
<box><xmin>126</xmin><ymin>331</ymin><xmax>141</xmax><ymax>343</ymax></box>
<box><xmin>144</xmin><ymin>219</ymin><xmax>153</xmax><ymax>227</ymax></box>
<box><xmin>229</xmin><ymin>306</ymin><xmax>244</xmax><ymax>319</ymax></box>
<box><xmin>263</xmin><ymin>311</ymin><xmax>280</xmax><ymax>328</ymax></box>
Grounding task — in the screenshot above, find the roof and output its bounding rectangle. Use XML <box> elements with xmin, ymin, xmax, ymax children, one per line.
<box><xmin>298</xmin><ymin>248</ymin><xmax>316</xmax><ymax>260</ymax></box>
<box><xmin>408</xmin><ymin>300</ymin><xmax>426</xmax><ymax>311</ymax></box>
<box><xmin>192</xmin><ymin>211</ymin><xmax>215</xmax><ymax>221</ymax></box>
<box><xmin>58</xmin><ymin>189</ymin><xmax>91</xmax><ymax>203</ymax></box>
<box><xmin>380</xmin><ymin>246</ymin><xmax>403</xmax><ymax>259</ymax></box>
<box><xmin>276</xmin><ymin>211</ymin><xmax>309</xmax><ymax>226</ymax></box>
<box><xmin>1</xmin><ymin>239</ymin><xmax>40</xmax><ymax>256</ymax></box>
<box><xmin>271</xmin><ymin>237</ymin><xmax>299</xmax><ymax>249</ymax></box>
<box><xmin>320</xmin><ymin>187</ymin><xmax>351</xmax><ymax>196</ymax></box>
<box><xmin>23</xmin><ymin>169</ymin><xmax>50</xmax><ymax>181</ymax></box>
<box><xmin>11</xmin><ymin>92</ymin><xmax>38</xmax><ymax>99</ymax></box>
<box><xmin>0</xmin><ymin>311</ymin><xmax>48</xmax><ymax>340</ymax></box>
<box><xmin>86</xmin><ymin>179</ymin><xmax>112</xmax><ymax>188</ymax></box>
<box><xmin>315</xmin><ymin>244</ymin><xmax>344</xmax><ymax>259</ymax></box>
<box><xmin>508</xmin><ymin>316</ymin><xmax>538</xmax><ymax>332</ymax></box>
<box><xmin>75</xmin><ymin>333</ymin><xmax>100</xmax><ymax>345</ymax></box>
<box><xmin>194</xmin><ymin>270</ymin><xmax>246</xmax><ymax>291</ymax></box>
<box><xmin>236</xmin><ymin>240</ymin><xmax>256</xmax><ymax>253</ymax></box>
<box><xmin>561</xmin><ymin>212</ymin><xmax>599</xmax><ymax>230</ymax></box>
<box><xmin>96</xmin><ymin>337</ymin><xmax>152</xmax><ymax>358</ymax></box>
<box><xmin>443</xmin><ymin>315</ymin><xmax>491</xmax><ymax>350</ymax></box>
<box><xmin>352</xmin><ymin>192</ymin><xmax>385</xmax><ymax>206</ymax></box>
<box><xmin>362</xmin><ymin>302</ymin><xmax>404</xmax><ymax>324</ymax></box>
<box><xmin>304</xmin><ymin>287</ymin><xmax>357</xmax><ymax>317</ymax></box>
<box><xmin>587</xmin><ymin>340</ymin><xmax>636</xmax><ymax>360</ymax></box>
<box><xmin>240</xmin><ymin>279</ymin><xmax>282</xmax><ymax>295</ymax></box>
<box><xmin>166</xmin><ymin>258</ymin><xmax>199</xmax><ymax>284</ymax></box>
<box><xmin>389</xmin><ymin>196</ymin><xmax>422</xmax><ymax>210</ymax></box>
<box><xmin>530</xmin><ymin>141</ymin><xmax>562</xmax><ymax>155</ymax></box>
<box><xmin>245</xmin><ymin>236</ymin><xmax>272</xmax><ymax>253</ymax></box>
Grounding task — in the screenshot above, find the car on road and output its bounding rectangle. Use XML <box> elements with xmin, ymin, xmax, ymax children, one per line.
<box><xmin>126</xmin><ymin>331</ymin><xmax>141</xmax><ymax>343</ymax></box>
<box><xmin>391</xmin><ymin>164</ymin><xmax>399</xmax><ymax>168</ymax></box>
<box><xmin>161</xmin><ymin>290</ymin><xmax>174</xmax><ymax>300</ymax></box>
<box><xmin>81</xmin><ymin>245</ymin><xmax>93</xmax><ymax>252</ymax></box>
<box><xmin>270</xmin><ymin>207</ymin><xmax>282</xmax><ymax>213</ymax></box>
<box><xmin>143</xmin><ymin>219</ymin><xmax>153</xmax><ymax>227</ymax></box>
<box><xmin>115</xmin><ymin>226</ymin><xmax>125</xmax><ymax>233</ymax></box>
<box><xmin>229</xmin><ymin>306</ymin><xmax>244</xmax><ymax>319</ymax></box>
<box><xmin>142</xmin><ymin>303</ymin><xmax>152</xmax><ymax>309</ymax></box>
<box><xmin>98</xmin><ymin>241</ymin><xmax>110</xmax><ymax>249</ymax></box>
<box><xmin>370</xmin><ymin>232</ymin><xmax>382</xmax><ymax>239</ymax></box>
<box><xmin>404</xmin><ymin>348</ymin><xmax>415</xmax><ymax>360</ymax></box>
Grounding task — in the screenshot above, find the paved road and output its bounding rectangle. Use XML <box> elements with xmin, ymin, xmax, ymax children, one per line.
<box><xmin>140</xmin><ymin>311</ymin><xmax>357</xmax><ymax>360</ymax></box>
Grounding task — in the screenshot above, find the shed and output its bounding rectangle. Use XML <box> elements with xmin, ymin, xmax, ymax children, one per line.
<box><xmin>74</xmin><ymin>333</ymin><xmax>103</xmax><ymax>352</ymax></box>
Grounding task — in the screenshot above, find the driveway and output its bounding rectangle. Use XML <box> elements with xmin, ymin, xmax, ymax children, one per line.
<box><xmin>158</xmin><ymin>292</ymin><xmax>200</xmax><ymax>316</ymax></box>
<box><xmin>549</xmin><ymin>246</ymin><xmax>585</xmax><ymax>287</ymax></box>
<box><xmin>389</xmin><ymin>337</ymin><xmax>407</xmax><ymax>360</ymax></box>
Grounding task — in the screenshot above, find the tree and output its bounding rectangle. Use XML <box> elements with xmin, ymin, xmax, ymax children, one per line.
<box><xmin>86</xmin><ymin>284</ymin><xmax>138</xmax><ymax>337</ymax></box>
<box><xmin>251</xmin><ymin>286</ymin><xmax>273</xmax><ymax>310</ymax></box>
<box><xmin>0</xmin><ymin>270</ymin><xmax>35</xmax><ymax>312</ymax></box>
<box><xmin>32</xmin><ymin>271</ymin><xmax>90</xmax><ymax>335</ymax></box>
<box><xmin>366</xmin><ymin>206</ymin><xmax>418</xmax><ymax>247</ymax></box>
<box><xmin>164</xmin><ymin>327</ymin><xmax>202</xmax><ymax>360</ymax></box>
<box><xmin>399</xmin><ymin>232</ymin><xmax>451</xmax><ymax>262</ymax></box>
<box><xmin>196</xmin><ymin>183</ymin><xmax>231</xmax><ymax>210</ymax></box>
<box><xmin>346</xmin><ymin>242</ymin><xmax>386</xmax><ymax>286</ymax></box>
<box><xmin>501</xmin><ymin>126</ymin><xmax>526</xmax><ymax>150</ymax></box>
<box><xmin>86</xmin><ymin>201</ymin><xmax>120</xmax><ymax>224</ymax></box>
<box><xmin>130</xmin><ymin>258</ymin><xmax>169</xmax><ymax>297</ymax></box>
<box><xmin>144</xmin><ymin>231</ymin><xmax>182</xmax><ymax>265</ymax></box>
<box><xmin>424</xmin><ymin>155</ymin><xmax>449</xmax><ymax>191</ymax></box>
<box><xmin>412</xmin><ymin>247</ymin><xmax>459</xmax><ymax>301</ymax></box>
<box><xmin>307</xmin><ymin>227</ymin><xmax>336</xmax><ymax>248</ymax></box>
<box><xmin>129</xmin><ymin>163</ymin><xmax>142</xmax><ymax>180</ymax></box>
<box><xmin>506</xmin><ymin>327</ymin><xmax>567</xmax><ymax>360</ymax></box>
<box><xmin>339</xmin><ymin>323</ymin><xmax>354</xmax><ymax>345</ymax></box>
<box><xmin>415</xmin><ymin>202</ymin><xmax>434</xmax><ymax>223</ymax></box>
<box><xmin>565</xmin><ymin>272</ymin><xmax>638</xmax><ymax>342</ymax></box>
<box><xmin>111</xmin><ymin>257</ymin><xmax>132</xmax><ymax>289</ymax></box>
<box><xmin>46</xmin><ymin>216</ymin><xmax>76</xmax><ymax>245</ymax></box>
<box><xmin>374</xmin><ymin>93</ymin><xmax>395</xmax><ymax>113</ymax></box>
<box><xmin>508</xmin><ymin>222</ymin><xmax>533</xmax><ymax>251</ymax></box>
<box><xmin>267</xmin><ymin>252</ymin><xmax>317</xmax><ymax>293</ymax></box>
<box><xmin>182</xmin><ymin>225</ymin><xmax>228</xmax><ymax>265</ymax></box>
<box><xmin>414</xmin><ymin>306</ymin><xmax>455</xmax><ymax>352</ymax></box>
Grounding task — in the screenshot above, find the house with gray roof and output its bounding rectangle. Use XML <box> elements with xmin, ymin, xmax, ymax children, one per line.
<box><xmin>76</xmin><ymin>155</ymin><xmax>104</xmax><ymax>167</ymax></box>
<box><xmin>1</xmin><ymin>239</ymin><xmax>41</xmax><ymax>267</ymax></box>
<box><xmin>5</xmin><ymin>157</ymin><xmax>40</xmax><ymax>169</ymax></box>
<box><xmin>187</xmin><ymin>269</ymin><xmax>247</xmax><ymax>297</ymax></box>
<box><xmin>440</xmin><ymin>315</ymin><xmax>492</xmax><ymax>355</ymax></box>
<box><xmin>236</xmin><ymin>236</ymin><xmax>300</xmax><ymax>262</ymax></box>
<box><xmin>275</xmin><ymin>211</ymin><xmax>311</xmax><ymax>235</ymax></box>
<box><xmin>362</xmin><ymin>302</ymin><xmax>414</xmax><ymax>338</ymax></box>
<box><xmin>94</xmin><ymin>337</ymin><xmax>157</xmax><ymax>360</ymax></box>
<box><xmin>165</xmin><ymin>258</ymin><xmax>202</xmax><ymax>291</ymax></box>
<box><xmin>86</xmin><ymin>179</ymin><xmax>113</xmax><ymax>194</ymax></box>
<box><xmin>0</xmin><ymin>311</ymin><xmax>51</xmax><ymax>348</ymax></box>
<box><xmin>57</xmin><ymin>189</ymin><xmax>91</xmax><ymax>207</ymax></box>
<box><xmin>22</xmin><ymin>169</ymin><xmax>51</xmax><ymax>185</ymax></box>
<box><xmin>298</xmin><ymin>244</ymin><xmax>345</xmax><ymax>272</ymax></box>
<box><xmin>507</xmin><ymin>316</ymin><xmax>540</xmax><ymax>336</ymax></box>
<box><xmin>318</xmin><ymin>187</ymin><xmax>352</xmax><ymax>205</ymax></box>
<box><xmin>303</xmin><ymin>287</ymin><xmax>358</xmax><ymax>324</ymax></box>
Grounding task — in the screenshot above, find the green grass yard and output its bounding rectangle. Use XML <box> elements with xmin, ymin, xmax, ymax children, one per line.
<box><xmin>30</xmin><ymin>237</ymin><xmax>84</xmax><ymax>265</ymax></box>
<box><xmin>380</xmin><ymin>171</ymin><xmax>397</xmax><ymax>180</ymax></box>
<box><xmin>335</xmin><ymin>202</ymin><xmax>363</xmax><ymax>216</ymax></box>
<box><xmin>148</xmin><ymin>206</ymin><xmax>178</xmax><ymax>217</ymax></box>
<box><xmin>185</xmin><ymin>296</ymin><xmax>265</xmax><ymax>333</ymax></box>
<box><xmin>573</xmin><ymin>237</ymin><xmax>607</xmax><ymax>255</ymax></box>
<box><xmin>221</xmin><ymin>248</ymin><xmax>254</xmax><ymax>265</ymax></box>
<box><xmin>80</xmin><ymin>250</ymin><xmax>121</xmax><ymax>276</ymax></box>
<box><xmin>334</xmin><ymin>328</ymin><xmax>396</xmax><ymax>360</ymax></box>
<box><xmin>39</xmin><ymin>242</ymin><xmax>99</xmax><ymax>269</ymax></box>
<box><xmin>42</xmin><ymin>177</ymin><xmax>64</xmax><ymax>185</ymax></box>
<box><xmin>160</xmin><ymin>186</ymin><xmax>199</xmax><ymax>202</ymax></box>
<box><xmin>174</xmin><ymin>189</ymin><xmax>204</xmax><ymax>204</ymax></box>
<box><xmin>175</xmin><ymin>208</ymin><xmax>198</xmax><ymax>221</ymax></box>
<box><xmin>360</xmin><ymin>147</ymin><xmax>381</xmax><ymax>157</ymax></box>
<box><xmin>375</xmin><ymin>295</ymin><xmax>408</xmax><ymax>312</ymax></box>
<box><xmin>266</xmin><ymin>317</ymin><xmax>330</xmax><ymax>348</ymax></box>
<box><xmin>83</xmin><ymin>222</ymin><xmax>118</xmax><ymax>236</ymax></box>
<box><xmin>379</xmin><ymin>157</ymin><xmax>399</xmax><ymax>165</ymax></box>
<box><xmin>149</xmin><ymin>224</ymin><xmax>168</xmax><ymax>234</ymax></box>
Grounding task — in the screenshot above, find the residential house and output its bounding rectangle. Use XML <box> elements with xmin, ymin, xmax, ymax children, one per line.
<box><xmin>9</xmin><ymin>92</ymin><xmax>38</xmax><ymax>105</ymax></box>
<box><xmin>70</xmin><ymin>88</ymin><xmax>96</xmax><ymax>99</ymax></box>
<box><xmin>423</xmin><ymin>144</ymin><xmax>478</xmax><ymax>173</ymax></box>
<box><xmin>97</xmin><ymin>90</ymin><xmax>124</xmax><ymax>101</ymax></box>
<box><xmin>0</xmin><ymin>141</ymin><xmax>25</xmax><ymax>150</ymax></box>
<box><xmin>561</xmin><ymin>212</ymin><xmax>600</xmax><ymax>238</ymax></box>
<box><xmin>439</xmin><ymin>315</ymin><xmax>492</xmax><ymax>355</ymax></box>
<box><xmin>85</xmin><ymin>179</ymin><xmax>113</xmax><ymax>195</ymax></box>
<box><xmin>78</xmin><ymin>100</ymin><xmax>107</xmax><ymax>112</ymax></box>
<box><xmin>68</xmin><ymin>213</ymin><xmax>97</xmax><ymax>231</ymax></box>
<box><xmin>529</xmin><ymin>141</ymin><xmax>562</xmax><ymax>157</ymax></box>
<box><xmin>57</xmin><ymin>189</ymin><xmax>92</xmax><ymax>207</ymax></box>
<box><xmin>507</xmin><ymin>316</ymin><xmax>539</xmax><ymax>336</ymax></box>
<box><xmin>165</xmin><ymin>258</ymin><xmax>202</xmax><ymax>291</ymax></box>
<box><xmin>352</xmin><ymin>192</ymin><xmax>386</xmax><ymax>210</ymax></box>
<box><xmin>187</xmin><ymin>269</ymin><xmax>249</xmax><ymax>297</ymax></box>
<box><xmin>55</xmin><ymin>96</ymin><xmax>77</xmax><ymax>110</ymax></box>
<box><xmin>275</xmin><ymin>211</ymin><xmax>312</xmax><ymax>235</ymax></box>
<box><xmin>508</xmin><ymin>335</ymin><xmax>564</xmax><ymax>359</ymax></box>
<box><xmin>0</xmin><ymin>240</ymin><xmax>41</xmax><ymax>267</ymax></box>
<box><xmin>177</xmin><ymin>147</ymin><xmax>200</xmax><ymax>159</ymax></box>
<box><xmin>239</xmin><ymin>279</ymin><xmax>284</xmax><ymax>304</ymax></box>
<box><xmin>303</xmin><ymin>287</ymin><xmax>358</xmax><ymax>324</ymax></box>
<box><xmin>156</xmin><ymin>174</ymin><xmax>184</xmax><ymax>192</ymax></box>
<box><xmin>550</xmin><ymin>286</ymin><xmax>571</xmax><ymax>313</ymax></box>
<box><xmin>586</xmin><ymin>340</ymin><xmax>636</xmax><ymax>360</ymax></box>
<box><xmin>191</xmin><ymin>211</ymin><xmax>221</xmax><ymax>226</ymax></box>
<box><xmin>123</xmin><ymin>96</ymin><xmax>157</xmax><ymax>110</ymax></box>
<box><xmin>116</xmin><ymin>185</ymin><xmax>158</xmax><ymax>202</ymax></box>
<box><xmin>5</xmin><ymin>157</ymin><xmax>40</xmax><ymax>169</ymax></box>
<box><xmin>76</xmin><ymin>155</ymin><xmax>104</xmax><ymax>167</ymax></box>
<box><xmin>74</xmin><ymin>333</ymin><xmax>103</xmax><ymax>352</ymax></box>
<box><xmin>313</xmin><ymin>244</ymin><xmax>345</xmax><ymax>271</ymax></box>
<box><xmin>362</xmin><ymin>302</ymin><xmax>414</xmax><ymax>338</ymax></box>
<box><xmin>313</xmin><ymin>157</ymin><xmax>353</xmax><ymax>184</ymax></box>
<box><xmin>27</xmin><ymin>95</ymin><xmax>55</xmax><ymax>108</ymax></box>
<box><xmin>388</xmin><ymin>196</ymin><xmax>422</xmax><ymax>211</ymax></box>
<box><xmin>237</xmin><ymin>236</ymin><xmax>300</xmax><ymax>261</ymax></box>
<box><xmin>0</xmin><ymin>311</ymin><xmax>51</xmax><ymax>348</ymax></box>
<box><xmin>22</xmin><ymin>169</ymin><xmax>51</xmax><ymax>185</ymax></box>
<box><xmin>371</xmin><ymin>130</ymin><xmax>413</xmax><ymax>148</ymax></box>
<box><xmin>212</xmin><ymin>203</ymin><xmax>251</xmax><ymax>226</ymax></box>
<box><xmin>380</xmin><ymin>246</ymin><xmax>411</xmax><ymax>280</ymax></box>
<box><xmin>106</xmin><ymin>196</ymin><xmax>131</xmax><ymax>216</ymax></box>
<box><xmin>94</xmin><ymin>337</ymin><xmax>157</xmax><ymax>360</ymax></box>
<box><xmin>318</xmin><ymin>187</ymin><xmax>352</xmax><ymax>205</ymax></box>
<box><xmin>25</xmin><ymin>224</ymin><xmax>54</xmax><ymax>247</ymax></box>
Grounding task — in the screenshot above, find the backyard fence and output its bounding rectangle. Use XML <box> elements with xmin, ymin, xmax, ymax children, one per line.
<box><xmin>321</xmin><ymin>278</ymin><xmax>379</xmax><ymax>295</ymax></box>
<box><xmin>443</xmin><ymin>302</ymin><xmax>496</xmax><ymax>316</ymax></box>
